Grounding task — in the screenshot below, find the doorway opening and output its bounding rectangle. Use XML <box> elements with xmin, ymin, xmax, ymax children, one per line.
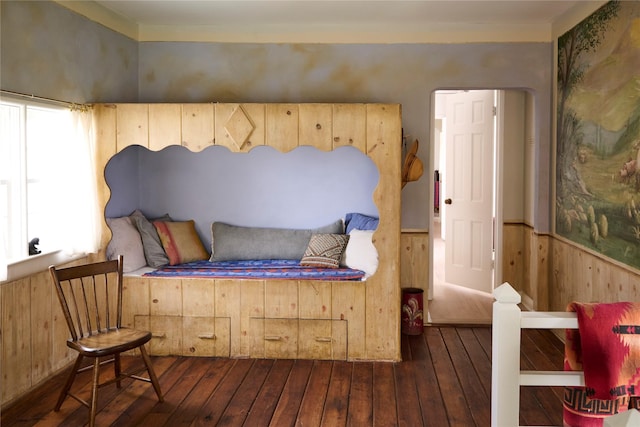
<box><xmin>428</xmin><ymin>89</ymin><xmax>529</xmax><ymax>324</ymax></box>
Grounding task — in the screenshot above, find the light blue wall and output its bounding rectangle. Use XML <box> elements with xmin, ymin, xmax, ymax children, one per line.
<box><xmin>103</xmin><ymin>145</ymin><xmax>141</xmax><ymax>217</ymax></box>
<box><xmin>104</xmin><ymin>145</ymin><xmax>378</xmax><ymax>246</ymax></box>
<box><xmin>1</xmin><ymin>0</ymin><xmax>554</xmax><ymax>232</ymax></box>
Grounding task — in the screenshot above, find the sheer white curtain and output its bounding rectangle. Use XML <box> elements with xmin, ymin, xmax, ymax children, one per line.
<box><xmin>0</xmin><ymin>102</ymin><xmax>100</xmax><ymax>283</ymax></box>
<box><xmin>58</xmin><ymin>108</ymin><xmax>101</xmax><ymax>255</ymax></box>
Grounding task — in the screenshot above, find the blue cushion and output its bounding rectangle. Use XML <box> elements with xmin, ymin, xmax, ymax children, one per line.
<box><xmin>345</xmin><ymin>212</ymin><xmax>379</xmax><ymax>234</ymax></box>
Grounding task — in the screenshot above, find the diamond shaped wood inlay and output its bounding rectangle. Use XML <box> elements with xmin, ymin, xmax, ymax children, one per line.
<box><xmin>224</xmin><ymin>106</ymin><xmax>255</xmax><ymax>150</ymax></box>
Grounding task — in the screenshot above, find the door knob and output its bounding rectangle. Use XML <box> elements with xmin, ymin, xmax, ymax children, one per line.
<box><xmin>444</xmin><ymin>198</ymin><xmax>452</xmax><ymax>205</ymax></box>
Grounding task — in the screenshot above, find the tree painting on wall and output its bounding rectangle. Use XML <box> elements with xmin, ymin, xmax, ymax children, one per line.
<box><xmin>556</xmin><ymin>0</ymin><xmax>640</xmax><ymax>268</ymax></box>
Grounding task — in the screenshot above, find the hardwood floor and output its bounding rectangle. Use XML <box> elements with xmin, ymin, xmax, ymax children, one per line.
<box><xmin>1</xmin><ymin>327</ymin><xmax>564</xmax><ymax>427</ymax></box>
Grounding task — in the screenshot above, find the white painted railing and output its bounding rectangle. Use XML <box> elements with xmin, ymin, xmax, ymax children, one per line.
<box><xmin>491</xmin><ymin>282</ymin><xmax>640</xmax><ymax>427</ymax></box>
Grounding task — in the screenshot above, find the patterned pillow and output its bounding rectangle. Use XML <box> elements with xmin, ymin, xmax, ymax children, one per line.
<box><xmin>300</xmin><ymin>234</ymin><xmax>350</xmax><ymax>269</ymax></box>
<box><xmin>153</xmin><ymin>220</ymin><xmax>209</xmax><ymax>265</ymax></box>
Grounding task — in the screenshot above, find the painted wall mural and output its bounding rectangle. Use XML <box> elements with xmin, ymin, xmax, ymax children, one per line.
<box><xmin>556</xmin><ymin>1</ymin><xmax>640</xmax><ymax>268</ymax></box>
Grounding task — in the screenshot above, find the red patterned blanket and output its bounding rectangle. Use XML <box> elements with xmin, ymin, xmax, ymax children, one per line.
<box><xmin>563</xmin><ymin>302</ymin><xmax>640</xmax><ymax>426</ymax></box>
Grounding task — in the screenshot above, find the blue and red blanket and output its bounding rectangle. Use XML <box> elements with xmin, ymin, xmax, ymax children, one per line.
<box><xmin>143</xmin><ymin>259</ymin><xmax>366</xmax><ymax>281</ymax></box>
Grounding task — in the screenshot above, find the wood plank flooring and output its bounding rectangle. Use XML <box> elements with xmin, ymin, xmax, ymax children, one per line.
<box><xmin>1</xmin><ymin>326</ymin><xmax>565</xmax><ymax>427</ymax></box>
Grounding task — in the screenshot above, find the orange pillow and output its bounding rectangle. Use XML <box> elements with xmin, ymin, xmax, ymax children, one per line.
<box><xmin>153</xmin><ymin>220</ymin><xmax>209</xmax><ymax>265</ymax></box>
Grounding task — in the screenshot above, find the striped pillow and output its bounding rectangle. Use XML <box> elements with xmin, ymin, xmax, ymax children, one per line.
<box><xmin>300</xmin><ymin>234</ymin><xmax>350</xmax><ymax>268</ymax></box>
<box><xmin>153</xmin><ymin>220</ymin><xmax>209</xmax><ymax>265</ymax></box>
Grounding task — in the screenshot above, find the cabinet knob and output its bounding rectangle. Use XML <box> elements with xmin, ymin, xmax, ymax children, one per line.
<box><xmin>444</xmin><ymin>198</ymin><xmax>452</xmax><ymax>205</ymax></box>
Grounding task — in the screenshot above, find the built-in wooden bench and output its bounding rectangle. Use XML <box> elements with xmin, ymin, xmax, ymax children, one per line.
<box><xmin>95</xmin><ymin>103</ymin><xmax>402</xmax><ymax>362</ymax></box>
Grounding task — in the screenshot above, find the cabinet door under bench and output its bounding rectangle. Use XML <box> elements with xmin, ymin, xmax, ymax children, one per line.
<box><xmin>135</xmin><ymin>315</ymin><xmax>182</xmax><ymax>356</ymax></box>
<box><xmin>182</xmin><ymin>316</ymin><xmax>231</xmax><ymax>357</ymax></box>
<box><xmin>262</xmin><ymin>318</ymin><xmax>299</xmax><ymax>359</ymax></box>
<box><xmin>249</xmin><ymin>318</ymin><xmax>347</xmax><ymax>360</ymax></box>
<box><xmin>135</xmin><ymin>315</ymin><xmax>231</xmax><ymax>357</ymax></box>
<box><xmin>298</xmin><ymin>319</ymin><xmax>347</xmax><ymax>360</ymax></box>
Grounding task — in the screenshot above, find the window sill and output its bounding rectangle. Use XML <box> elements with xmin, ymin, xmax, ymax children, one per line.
<box><xmin>2</xmin><ymin>250</ymin><xmax>87</xmax><ymax>284</ymax></box>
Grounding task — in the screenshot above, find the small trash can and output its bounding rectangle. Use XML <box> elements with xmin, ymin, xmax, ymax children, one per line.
<box><xmin>401</xmin><ymin>287</ymin><xmax>424</xmax><ymax>335</ymax></box>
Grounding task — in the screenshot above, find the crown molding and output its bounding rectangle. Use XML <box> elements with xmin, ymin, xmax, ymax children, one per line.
<box><xmin>136</xmin><ymin>22</ymin><xmax>554</xmax><ymax>44</ymax></box>
<box><xmin>54</xmin><ymin>0</ymin><xmax>139</xmax><ymax>40</ymax></box>
<box><xmin>53</xmin><ymin>0</ymin><xmax>601</xmax><ymax>44</ymax></box>
<box><xmin>552</xmin><ymin>0</ymin><xmax>608</xmax><ymax>40</ymax></box>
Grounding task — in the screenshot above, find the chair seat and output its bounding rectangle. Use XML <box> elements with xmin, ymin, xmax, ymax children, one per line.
<box><xmin>68</xmin><ymin>328</ymin><xmax>152</xmax><ymax>357</ymax></box>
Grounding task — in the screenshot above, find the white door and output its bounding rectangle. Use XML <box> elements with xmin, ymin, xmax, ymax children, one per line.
<box><xmin>443</xmin><ymin>91</ymin><xmax>495</xmax><ymax>293</ymax></box>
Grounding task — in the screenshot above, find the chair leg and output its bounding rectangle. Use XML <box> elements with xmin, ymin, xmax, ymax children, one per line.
<box><xmin>89</xmin><ymin>357</ymin><xmax>101</xmax><ymax>427</ymax></box>
<box><xmin>139</xmin><ymin>345</ymin><xmax>164</xmax><ymax>402</ymax></box>
<box><xmin>114</xmin><ymin>353</ymin><xmax>122</xmax><ymax>388</ymax></box>
<box><xmin>55</xmin><ymin>353</ymin><xmax>84</xmax><ymax>411</ymax></box>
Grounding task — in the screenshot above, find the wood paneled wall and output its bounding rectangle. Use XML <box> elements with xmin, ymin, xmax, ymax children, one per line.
<box><xmin>400</xmin><ymin>231</ymin><xmax>429</xmax><ymax>311</ymax></box>
<box><xmin>550</xmin><ymin>237</ymin><xmax>640</xmax><ymax>309</ymax></box>
<box><xmin>0</xmin><ymin>256</ymin><xmax>96</xmax><ymax>406</ymax></box>
<box><xmin>502</xmin><ymin>223</ymin><xmax>640</xmax><ymax>312</ymax></box>
<box><xmin>502</xmin><ymin>223</ymin><xmax>549</xmax><ymax>310</ymax></box>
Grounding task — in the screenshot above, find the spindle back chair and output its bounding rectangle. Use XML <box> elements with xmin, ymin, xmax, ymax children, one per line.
<box><xmin>49</xmin><ymin>255</ymin><xmax>163</xmax><ymax>427</ymax></box>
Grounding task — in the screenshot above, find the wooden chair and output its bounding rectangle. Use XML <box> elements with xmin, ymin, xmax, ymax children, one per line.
<box><xmin>49</xmin><ymin>255</ymin><xmax>163</xmax><ymax>426</ymax></box>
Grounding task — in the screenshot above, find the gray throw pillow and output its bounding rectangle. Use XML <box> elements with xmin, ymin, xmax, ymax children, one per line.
<box><xmin>210</xmin><ymin>219</ymin><xmax>344</xmax><ymax>261</ymax></box>
<box><xmin>130</xmin><ymin>210</ymin><xmax>172</xmax><ymax>268</ymax></box>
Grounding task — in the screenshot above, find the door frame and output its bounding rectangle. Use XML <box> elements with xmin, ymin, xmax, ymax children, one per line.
<box><xmin>428</xmin><ymin>89</ymin><xmax>505</xmax><ymax>300</ymax></box>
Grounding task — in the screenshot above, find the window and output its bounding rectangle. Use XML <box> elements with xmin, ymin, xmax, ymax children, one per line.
<box><xmin>1</xmin><ymin>98</ymin><xmax>73</xmax><ymax>260</ymax></box>
<box><xmin>1</xmin><ymin>96</ymin><xmax>98</xmax><ymax>277</ymax></box>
